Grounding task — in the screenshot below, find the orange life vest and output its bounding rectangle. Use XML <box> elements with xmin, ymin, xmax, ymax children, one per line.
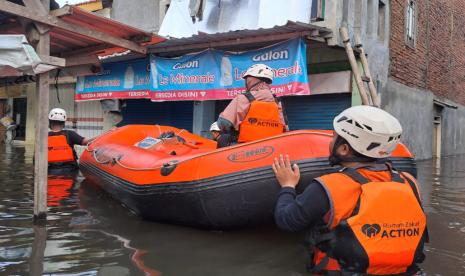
<box><xmin>48</xmin><ymin>134</ymin><xmax>75</xmax><ymax>163</ymax></box>
<box><xmin>307</xmin><ymin>167</ymin><xmax>428</xmax><ymax>275</ymax></box>
<box><xmin>237</xmin><ymin>92</ymin><xmax>284</xmax><ymax>143</ymax></box>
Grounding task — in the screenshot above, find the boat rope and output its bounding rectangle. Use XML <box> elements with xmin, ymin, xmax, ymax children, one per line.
<box><xmin>92</xmin><ymin>150</ymin><xmax>112</xmax><ymax>164</ymax></box>
<box><xmin>85</xmin><ymin>127</ymin><xmax>117</xmax><ymax>152</ymax></box>
<box><xmin>113</xmin><ymin>158</ymin><xmax>165</xmax><ymax>171</ymax></box>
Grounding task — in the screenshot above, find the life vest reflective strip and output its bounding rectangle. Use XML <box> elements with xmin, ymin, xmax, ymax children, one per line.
<box><xmin>237</xmin><ymin>92</ymin><xmax>284</xmax><ymax>143</ymax></box>
<box><xmin>309</xmin><ymin>167</ymin><xmax>427</xmax><ymax>275</ymax></box>
<box><xmin>48</xmin><ymin>134</ymin><xmax>74</xmax><ymax>163</ymax></box>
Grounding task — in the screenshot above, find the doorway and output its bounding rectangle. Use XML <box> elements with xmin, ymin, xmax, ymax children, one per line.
<box><xmin>432</xmin><ymin>103</ymin><xmax>443</xmax><ymax>159</ymax></box>
<box><xmin>12</xmin><ymin>97</ymin><xmax>27</xmax><ymax>140</ymax></box>
<box><xmin>0</xmin><ymin>99</ymin><xmax>6</xmax><ymax>118</ymax></box>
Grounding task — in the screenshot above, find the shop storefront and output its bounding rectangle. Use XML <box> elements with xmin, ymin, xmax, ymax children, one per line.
<box><xmin>76</xmin><ymin>26</ymin><xmax>355</xmax><ymax>135</ymax></box>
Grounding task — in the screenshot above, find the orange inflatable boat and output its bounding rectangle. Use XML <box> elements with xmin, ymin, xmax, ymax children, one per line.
<box><xmin>80</xmin><ymin>125</ymin><xmax>416</xmax><ymax>229</ymax></box>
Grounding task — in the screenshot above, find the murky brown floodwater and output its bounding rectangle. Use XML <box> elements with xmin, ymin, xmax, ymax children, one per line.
<box><xmin>0</xmin><ymin>144</ymin><xmax>464</xmax><ymax>275</ymax></box>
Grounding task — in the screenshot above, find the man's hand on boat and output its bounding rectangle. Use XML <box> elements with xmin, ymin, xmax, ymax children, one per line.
<box><xmin>272</xmin><ymin>154</ymin><xmax>300</xmax><ymax>188</ymax></box>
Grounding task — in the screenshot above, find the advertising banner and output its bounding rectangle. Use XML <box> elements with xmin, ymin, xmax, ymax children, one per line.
<box><xmin>150</xmin><ymin>38</ymin><xmax>310</xmax><ymax>101</ymax></box>
<box><xmin>75</xmin><ymin>58</ymin><xmax>151</xmax><ymax>101</ymax></box>
<box><xmin>75</xmin><ymin>39</ymin><xmax>310</xmax><ymax>101</ymax></box>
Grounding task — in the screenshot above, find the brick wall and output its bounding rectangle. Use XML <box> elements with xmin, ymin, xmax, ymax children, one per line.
<box><xmin>389</xmin><ymin>0</ymin><xmax>465</xmax><ymax>104</ymax></box>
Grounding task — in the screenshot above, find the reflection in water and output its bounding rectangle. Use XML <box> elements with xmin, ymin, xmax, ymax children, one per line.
<box><xmin>47</xmin><ymin>174</ymin><xmax>75</xmax><ymax>207</ymax></box>
<box><xmin>30</xmin><ymin>225</ymin><xmax>46</xmax><ymax>276</ymax></box>
<box><xmin>0</xmin><ymin>144</ymin><xmax>464</xmax><ymax>275</ymax></box>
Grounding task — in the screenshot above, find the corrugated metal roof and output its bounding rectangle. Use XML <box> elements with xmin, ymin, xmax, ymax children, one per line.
<box><xmin>149</xmin><ymin>21</ymin><xmax>332</xmax><ymax>54</ymax></box>
<box><xmin>0</xmin><ymin>4</ymin><xmax>165</xmax><ymax>57</ymax></box>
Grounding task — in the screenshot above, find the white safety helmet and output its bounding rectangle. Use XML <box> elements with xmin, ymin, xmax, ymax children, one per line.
<box><xmin>210</xmin><ymin>122</ymin><xmax>220</xmax><ymax>132</ymax></box>
<box><xmin>242</xmin><ymin>64</ymin><xmax>273</xmax><ymax>83</ymax></box>
<box><xmin>48</xmin><ymin>108</ymin><xmax>67</xmax><ymax>122</ymax></box>
<box><xmin>333</xmin><ymin>105</ymin><xmax>402</xmax><ymax>158</ymax></box>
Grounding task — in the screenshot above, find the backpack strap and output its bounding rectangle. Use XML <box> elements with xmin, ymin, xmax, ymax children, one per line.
<box><xmin>273</xmin><ymin>94</ymin><xmax>280</xmax><ymax>104</ymax></box>
<box><xmin>340</xmin><ymin>167</ymin><xmax>370</xmax><ymax>184</ymax></box>
<box><xmin>242</xmin><ymin>91</ymin><xmax>255</xmax><ymax>103</ymax></box>
<box><xmin>401</xmin><ymin>172</ymin><xmax>429</xmax><ymax>245</ymax></box>
<box><xmin>401</xmin><ymin>172</ymin><xmax>423</xmax><ymax>208</ymax></box>
<box><xmin>304</xmin><ymin>228</ymin><xmax>335</xmax><ymax>274</ymax></box>
<box><xmin>59</xmin><ymin>129</ymin><xmax>70</xmax><ymax>146</ymax></box>
<box><xmin>273</xmin><ymin>95</ymin><xmax>289</xmax><ymax>130</ymax></box>
<box><xmin>342</xmin><ymin>165</ymin><xmax>405</xmax><ymax>184</ymax></box>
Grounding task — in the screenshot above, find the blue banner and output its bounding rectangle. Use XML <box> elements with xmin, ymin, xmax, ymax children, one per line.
<box><xmin>150</xmin><ymin>38</ymin><xmax>310</xmax><ymax>101</ymax></box>
<box><xmin>150</xmin><ymin>50</ymin><xmax>221</xmax><ymax>101</ymax></box>
<box><xmin>75</xmin><ymin>59</ymin><xmax>151</xmax><ymax>101</ymax></box>
<box><xmin>75</xmin><ymin>39</ymin><xmax>310</xmax><ymax>101</ymax></box>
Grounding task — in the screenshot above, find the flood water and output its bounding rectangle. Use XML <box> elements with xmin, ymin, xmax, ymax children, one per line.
<box><xmin>0</xmin><ymin>144</ymin><xmax>464</xmax><ymax>275</ymax></box>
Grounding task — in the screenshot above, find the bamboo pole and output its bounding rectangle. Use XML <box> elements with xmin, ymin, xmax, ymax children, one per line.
<box><xmin>33</xmin><ymin>0</ymin><xmax>50</xmax><ymax>222</ymax></box>
<box><xmin>354</xmin><ymin>34</ymin><xmax>381</xmax><ymax>107</ymax></box>
<box><xmin>339</xmin><ymin>27</ymin><xmax>370</xmax><ymax>105</ymax></box>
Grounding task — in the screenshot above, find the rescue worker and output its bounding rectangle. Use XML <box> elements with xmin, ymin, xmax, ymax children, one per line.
<box><xmin>209</xmin><ymin>122</ymin><xmax>221</xmax><ymax>141</ymax></box>
<box><xmin>272</xmin><ymin>106</ymin><xmax>428</xmax><ymax>275</ymax></box>
<box><xmin>217</xmin><ymin>64</ymin><xmax>287</xmax><ymax>148</ymax></box>
<box><xmin>48</xmin><ymin>108</ymin><xmax>89</xmax><ymax>170</ymax></box>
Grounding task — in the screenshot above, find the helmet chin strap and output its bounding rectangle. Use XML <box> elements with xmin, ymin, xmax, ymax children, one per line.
<box><xmin>329</xmin><ymin>136</ymin><xmax>348</xmax><ymax>166</ymax></box>
<box><xmin>246</xmin><ymin>79</ymin><xmax>263</xmax><ymax>92</ymax></box>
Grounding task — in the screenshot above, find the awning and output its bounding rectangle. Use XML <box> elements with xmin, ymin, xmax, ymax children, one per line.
<box><xmin>0</xmin><ymin>2</ymin><xmax>165</xmax><ymax>58</ymax></box>
<box><xmin>0</xmin><ymin>35</ymin><xmax>56</xmax><ymax>77</ymax></box>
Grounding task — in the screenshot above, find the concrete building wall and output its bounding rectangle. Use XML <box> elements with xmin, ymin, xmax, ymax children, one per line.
<box><xmin>383</xmin><ymin>78</ymin><xmax>465</xmax><ymax>160</ymax></box>
<box><xmin>382</xmin><ymin>80</ymin><xmax>434</xmax><ymax>160</ymax></box>
<box><xmin>442</xmin><ymin>104</ymin><xmax>465</xmax><ymax>156</ymax></box>
<box><xmin>313</xmin><ymin>0</ymin><xmax>391</xmax><ymax>95</ymax></box>
<box><xmin>111</xmin><ymin>0</ymin><xmax>161</xmax><ymax>33</ymax></box>
<box><xmin>312</xmin><ymin>0</ymin><xmax>342</xmax><ymax>46</ymax></box>
<box><xmin>363</xmin><ymin>0</ymin><xmax>390</xmax><ymax>85</ymax></box>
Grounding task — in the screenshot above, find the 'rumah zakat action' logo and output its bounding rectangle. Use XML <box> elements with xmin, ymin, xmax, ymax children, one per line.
<box><xmin>361</xmin><ymin>222</ymin><xmax>421</xmax><ymax>238</ymax></box>
<box><xmin>248</xmin><ymin>118</ymin><xmax>258</xmax><ymax>124</ymax></box>
<box><xmin>247</xmin><ymin>117</ymin><xmax>280</xmax><ymax>128</ymax></box>
<box><xmin>362</xmin><ymin>224</ymin><xmax>381</xmax><ymax>238</ymax></box>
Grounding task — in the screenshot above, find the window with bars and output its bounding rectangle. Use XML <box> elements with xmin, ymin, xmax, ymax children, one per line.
<box><xmin>405</xmin><ymin>0</ymin><xmax>416</xmax><ymax>47</ymax></box>
<box><xmin>378</xmin><ymin>1</ymin><xmax>386</xmax><ymax>41</ymax></box>
<box><xmin>311</xmin><ymin>0</ymin><xmax>325</xmax><ymax>21</ymax></box>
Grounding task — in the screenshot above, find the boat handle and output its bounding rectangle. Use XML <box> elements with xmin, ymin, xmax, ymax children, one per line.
<box><xmin>161</xmin><ymin>161</ymin><xmax>178</xmax><ymax>176</ymax></box>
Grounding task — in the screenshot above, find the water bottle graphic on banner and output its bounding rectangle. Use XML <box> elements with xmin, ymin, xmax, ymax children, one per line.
<box><xmin>124</xmin><ymin>65</ymin><xmax>135</xmax><ymax>89</ymax></box>
<box><xmin>150</xmin><ymin>59</ymin><xmax>158</xmax><ymax>89</ymax></box>
<box><xmin>76</xmin><ymin>77</ymin><xmax>85</xmax><ymax>91</ymax></box>
<box><xmin>220</xmin><ymin>56</ymin><xmax>233</xmax><ymax>87</ymax></box>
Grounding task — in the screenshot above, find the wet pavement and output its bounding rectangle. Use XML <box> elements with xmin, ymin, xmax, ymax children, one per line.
<box><xmin>0</xmin><ymin>144</ymin><xmax>464</xmax><ymax>275</ymax></box>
